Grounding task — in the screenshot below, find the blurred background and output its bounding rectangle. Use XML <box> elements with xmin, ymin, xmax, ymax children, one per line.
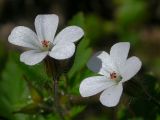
<box><xmin>0</xmin><ymin>0</ymin><xmax>160</xmax><ymax>120</ymax></box>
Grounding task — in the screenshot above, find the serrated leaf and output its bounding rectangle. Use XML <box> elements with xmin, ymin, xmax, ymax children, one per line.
<box><xmin>68</xmin><ymin>37</ymin><xmax>92</xmax><ymax>79</ymax></box>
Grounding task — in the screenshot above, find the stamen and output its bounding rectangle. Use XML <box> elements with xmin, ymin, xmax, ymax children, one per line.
<box><xmin>41</xmin><ymin>40</ymin><xmax>50</xmax><ymax>48</ymax></box>
<box><xmin>110</xmin><ymin>71</ymin><xmax>117</xmax><ymax>80</ymax></box>
<box><xmin>110</xmin><ymin>71</ymin><xmax>122</xmax><ymax>82</ymax></box>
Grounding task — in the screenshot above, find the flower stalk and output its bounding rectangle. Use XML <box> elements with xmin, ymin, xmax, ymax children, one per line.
<box><xmin>53</xmin><ymin>75</ymin><xmax>65</xmax><ymax>120</ymax></box>
<box><xmin>45</xmin><ymin>58</ymin><xmax>65</xmax><ymax>120</ymax></box>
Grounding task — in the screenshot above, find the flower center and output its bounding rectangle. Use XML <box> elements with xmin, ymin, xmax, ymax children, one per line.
<box><xmin>110</xmin><ymin>71</ymin><xmax>122</xmax><ymax>82</ymax></box>
<box><xmin>41</xmin><ymin>40</ymin><xmax>54</xmax><ymax>51</ymax></box>
<box><xmin>41</xmin><ymin>40</ymin><xmax>50</xmax><ymax>48</ymax></box>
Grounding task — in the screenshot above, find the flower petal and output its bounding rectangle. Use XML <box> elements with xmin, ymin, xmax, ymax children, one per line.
<box><xmin>110</xmin><ymin>42</ymin><xmax>130</xmax><ymax>70</ymax></box>
<box><xmin>79</xmin><ymin>76</ymin><xmax>115</xmax><ymax>97</ymax></box>
<box><xmin>120</xmin><ymin>56</ymin><xmax>142</xmax><ymax>82</ymax></box>
<box><xmin>20</xmin><ymin>50</ymin><xmax>48</xmax><ymax>65</ymax></box>
<box><xmin>100</xmin><ymin>84</ymin><xmax>123</xmax><ymax>107</ymax></box>
<box><xmin>8</xmin><ymin>26</ymin><xmax>40</xmax><ymax>49</ymax></box>
<box><xmin>35</xmin><ymin>14</ymin><xmax>59</xmax><ymax>42</ymax></box>
<box><xmin>87</xmin><ymin>51</ymin><xmax>117</xmax><ymax>76</ymax></box>
<box><xmin>49</xmin><ymin>42</ymin><xmax>75</xmax><ymax>60</ymax></box>
<box><xmin>53</xmin><ymin>26</ymin><xmax>84</xmax><ymax>44</ymax></box>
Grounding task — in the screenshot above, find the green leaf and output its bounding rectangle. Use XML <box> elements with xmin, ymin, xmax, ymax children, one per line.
<box><xmin>69</xmin><ymin>106</ymin><xmax>85</xmax><ymax>118</ymax></box>
<box><xmin>0</xmin><ymin>51</ymin><xmax>58</xmax><ymax>120</ymax></box>
<box><xmin>18</xmin><ymin>62</ymin><xmax>52</xmax><ymax>88</ymax></box>
<box><xmin>68</xmin><ymin>12</ymin><xmax>85</xmax><ymax>28</ymax></box>
<box><xmin>24</xmin><ymin>77</ymin><xmax>43</xmax><ymax>104</ymax></box>
<box><xmin>67</xmin><ymin>12</ymin><xmax>92</xmax><ymax>79</ymax></box>
<box><xmin>0</xmin><ymin>52</ymin><xmax>29</xmax><ymax>119</ymax></box>
<box><xmin>68</xmin><ymin>68</ymin><xmax>93</xmax><ymax>95</ymax></box>
<box><xmin>116</xmin><ymin>0</ymin><xmax>146</xmax><ymax>27</ymax></box>
<box><xmin>85</xmin><ymin>14</ymin><xmax>105</xmax><ymax>42</ymax></box>
<box><xmin>117</xmin><ymin>105</ymin><xmax>127</xmax><ymax>120</ymax></box>
<box><xmin>14</xmin><ymin>103</ymin><xmax>41</xmax><ymax>114</ymax></box>
<box><xmin>68</xmin><ymin>37</ymin><xmax>92</xmax><ymax>79</ymax></box>
<box><xmin>118</xmin><ymin>30</ymin><xmax>139</xmax><ymax>45</ymax></box>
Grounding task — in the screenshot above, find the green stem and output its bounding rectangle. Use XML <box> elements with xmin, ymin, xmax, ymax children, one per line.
<box><xmin>52</xmin><ymin>59</ymin><xmax>65</xmax><ymax>120</ymax></box>
<box><xmin>45</xmin><ymin>57</ymin><xmax>65</xmax><ymax>120</ymax></box>
<box><xmin>53</xmin><ymin>76</ymin><xmax>65</xmax><ymax>120</ymax></box>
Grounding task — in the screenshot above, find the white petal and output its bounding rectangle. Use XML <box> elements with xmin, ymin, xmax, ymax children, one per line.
<box><xmin>8</xmin><ymin>26</ymin><xmax>40</xmax><ymax>49</ymax></box>
<box><xmin>100</xmin><ymin>84</ymin><xmax>123</xmax><ymax>107</ymax></box>
<box><xmin>35</xmin><ymin>14</ymin><xmax>59</xmax><ymax>42</ymax></box>
<box><xmin>20</xmin><ymin>50</ymin><xmax>48</xmax><ymax>65</ymax></box>
<box><xmin>53</xmin><ymin>26</ymin><xmax>84</xmax><ymax>44</ymax></box>
<box><xmin>110</xmin><ymin>42</ymin><xmax>130</xmax><ymax>70</ymax></box>
<box><xmin>79</xmin><ymin>76</ymin><xmax>115</xmax><ymax>97</ymax></box>
<box><xmin>49</xmin><ymin>42</ymin><xmax>75</xmax><ymax>60</ymax></box>
<box><xmin>120</xmin><ymin>56</ymin><xmax>142</xmax><ymax>82</ymax></box>
<box><xmin>87</xmin><ymin>51</ymin><xmax>117</xmax><ymax>76</ymax></box>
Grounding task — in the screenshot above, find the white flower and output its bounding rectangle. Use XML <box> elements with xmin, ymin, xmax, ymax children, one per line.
<box><xmin>8</xmin><ymin>14</ymin><xmax>84</xmax><ymax>65</ymax></box>
<box><xmin>79</xmin><ymin>42</ymin><xmax>142</xmax><ymax>107</ymax></box>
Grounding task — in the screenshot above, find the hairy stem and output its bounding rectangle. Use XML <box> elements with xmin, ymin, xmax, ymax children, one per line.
<box><xmin>53</xmin><ymin>76</ymin><xmax>65</xmax><ymax>120</ymax></box>
<box><xmin>45</xmin><ymin>57</ymin><xmax>65</xmax><ymax>120</ymax></box>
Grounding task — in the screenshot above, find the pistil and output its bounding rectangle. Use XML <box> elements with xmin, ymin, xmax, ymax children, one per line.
<box><xmin>110</xmin><ymin>71</ymin><xmax>122</xmax><ymax>82</ymax></box>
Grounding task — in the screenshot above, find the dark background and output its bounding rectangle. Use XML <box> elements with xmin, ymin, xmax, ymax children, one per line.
<box><xmin>0</xmin><ymin>0</ymin><xmax>160</xmax><ymax>120</ymax></box>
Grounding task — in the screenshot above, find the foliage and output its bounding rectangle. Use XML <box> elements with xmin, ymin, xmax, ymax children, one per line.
<box><xmin>0</xmin><ymin>0</ymin><xmax>160</xmax><ymax>119</ymax></box>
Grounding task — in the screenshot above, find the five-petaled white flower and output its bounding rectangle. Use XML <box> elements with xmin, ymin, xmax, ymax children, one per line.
<box><xmin>8</xmin><ymin>14</ymin><xmax>84</xmax><ymax>65</ymax></box>
<box><xmin>79</xmin><ymin>42</ymin><xmax>142</xmax><ymax>107</ymax></box>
